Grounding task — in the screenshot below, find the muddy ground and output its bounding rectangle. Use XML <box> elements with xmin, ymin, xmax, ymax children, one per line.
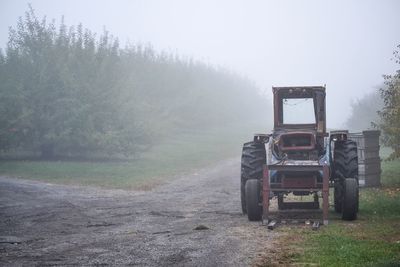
<box><xmin>0</xmin><ymin>158</ymin><xmax>280</xmax><ymax>266</ymax></box>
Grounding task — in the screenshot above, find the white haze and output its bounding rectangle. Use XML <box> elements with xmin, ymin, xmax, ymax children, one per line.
<box><xmin>0</xmin><ymin>0</ymin><xmax>399</xmax><ymax>128</ymax></box>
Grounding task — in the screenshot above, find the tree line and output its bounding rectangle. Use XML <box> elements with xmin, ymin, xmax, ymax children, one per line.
<box><xmin>0</xmin><ymin>7</ymin><xmax>268</xmax><ymax>158</ymax></box>
<box><xmin>346</xmin><ymin>45</ymin><xmax>400</xmax><ymax>160</ymax></box>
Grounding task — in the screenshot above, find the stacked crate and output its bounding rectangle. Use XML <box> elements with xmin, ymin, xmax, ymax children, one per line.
<box><xmin>349</xmin><ymin>130</ymin><xmax>381</xmax><ymax>187</ymax></box>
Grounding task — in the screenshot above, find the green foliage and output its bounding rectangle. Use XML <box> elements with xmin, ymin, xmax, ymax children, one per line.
<box><xmin>0</xmin><ymin>6</ymin><xmax>268</xmax><ymax>158</ymax></box>
<box><xmin>376</xmin><ymin>44</ymin><xmax>400</xmax><ymax>160</ymax></box>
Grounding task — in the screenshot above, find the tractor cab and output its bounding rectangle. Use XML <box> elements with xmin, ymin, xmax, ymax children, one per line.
<box><xmin>273</xmin><ymin>86</ymin><xmax>326</xmax><ymax>135</ymax></box>
<box><xmin>271</xmin><ymin>86</ymin><xmax>327</xmax><ymax>161</ymax></box>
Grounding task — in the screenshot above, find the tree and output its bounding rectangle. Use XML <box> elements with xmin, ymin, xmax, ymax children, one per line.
<box><xmin>346</xmin><ymin>90</ymin><xmax>383</xmax><ymax>132</ymax></box>
<box><xmin>377</xmin><ymin>44</ymin><xmax>400</xmax><ymax>160</ymax></box>
<box><xmin>0</xmin><ymin>6</ymin><xmax>151</xmax><ymax>158</ymax></box>
<box><xmin>0</xmin><ymin>5</ymin><xmax>268</xmax><ymax>159</ymax></box>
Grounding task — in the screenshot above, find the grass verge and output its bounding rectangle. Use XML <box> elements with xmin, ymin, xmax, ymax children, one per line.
<box><xmin>264</xmin><ymin>158</ymin><xmax>400</xmax><ymax>267</ymax></box>
<box><xmin>381</xmin><ymin>159</ymin><xmax>400</xmax><ymax>186</ymax></box>
<box><xmin>297</xmin><ymin>188</ymin><xmax>399</xmax><ymax>266</ymax></box>
<box><xmin>0</xmin><ymin>123</ymin><xmax>266</xmax><ymax>189</ymax></box>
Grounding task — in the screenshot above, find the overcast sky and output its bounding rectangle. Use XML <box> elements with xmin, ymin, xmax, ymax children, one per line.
<box><xmin>0</xmin><ymin>0</ymin><xmax>399</xmax><ymax>127</ymax></box>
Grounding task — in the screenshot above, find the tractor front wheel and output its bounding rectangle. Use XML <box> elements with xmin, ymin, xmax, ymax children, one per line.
<box><xmin>334</xmin><ymin>181</ymin><xmax>343</xmax><ymax>213</ymax></box>
<box><xmin>342</xmin><ymin>178</ymin><xmax>358</xmax><ymax>220</ymax></box>
<box><xmin>245</xmin><ymin>179</ymin><xmax>262</xmax><ymax>221</ymax></box>
<box><xmin>278</xmin><ymin>194</ymin><xmax>284</xmax><ymax>210</ymax></box>
<box><xmin>333</xmin><ymin>140</ymin><xmax>359</xmax><ymax>220</ymax></box>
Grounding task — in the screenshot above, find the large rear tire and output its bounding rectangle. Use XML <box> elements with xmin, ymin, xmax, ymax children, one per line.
<box><xmin>333</xmin><ymin>140</ymin><xmax>358</xmax><ymax>180</ymax></box>
<box><xmin>342</xmin><ymin>178</ymin><xmax>358</xmax><ymax>220</ymax></box>
<box><xmin>241</xmin><ymin>141</ymin><xmax>266</xmax><ymax>214</ymax></box>
<box><xmin>245</xmin><ymin>179</ymin><xmax>262</xmax><ymax>221</ymax></box>
<box><xmin>278</xmin><ymin>194</ymin><xmax>284</xmax><ymax>210</ymax></box>
<box><xmin>333</xmin><ymin>140</ymin><xmax>359</xmax><ymax>220</ymax></box>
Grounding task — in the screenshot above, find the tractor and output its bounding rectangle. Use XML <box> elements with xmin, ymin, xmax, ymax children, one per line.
<box><xmin>240</xmin><ymin>86</ymin><xmax>358</xmax><ymax>225</ymax></box>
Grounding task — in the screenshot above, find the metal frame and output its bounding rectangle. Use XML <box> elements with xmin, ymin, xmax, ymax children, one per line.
<box><xmin>262</xmin><ymin>164</ymin><xmax>330</xmax><ymax>225</ymax></box>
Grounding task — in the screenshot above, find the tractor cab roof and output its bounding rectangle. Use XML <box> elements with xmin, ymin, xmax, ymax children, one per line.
<box><xmin>272</xmin><ymin>86</ymin><xmax>326</xmax><ymax>135</ymax></box>
<box><xmin>272</xmin><ymin>86</ymin><xmax>326</xmax><ymax>97</ymax></box>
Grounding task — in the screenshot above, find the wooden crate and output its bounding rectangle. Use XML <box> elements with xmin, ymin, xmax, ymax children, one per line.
<box><xmin>349</xmin><ymin>130</ymin><xmax>381</xmax><ymax>187</ymax></box>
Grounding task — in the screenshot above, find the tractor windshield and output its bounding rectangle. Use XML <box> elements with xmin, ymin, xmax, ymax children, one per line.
<box><xmin>282</xmin><ymin>98</ymin><xmax>315</xmax><ymax>124</ymax></box>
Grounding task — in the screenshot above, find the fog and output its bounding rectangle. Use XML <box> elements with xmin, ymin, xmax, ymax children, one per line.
<box><xmin>1</xmin><ymin>0</ymin><xmax>399</xmax><ymax>128</ymax></box>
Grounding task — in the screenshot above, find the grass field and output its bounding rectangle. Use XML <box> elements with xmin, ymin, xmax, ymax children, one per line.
<box><xmin>267</xmin><ymin>156</ymin><xmax>400</xmax><ymax>267</ymax></box>
<box><xmin>0</xmin><ymin>123</ymin><xmax>265</xmax><ymax>189</ymax></box>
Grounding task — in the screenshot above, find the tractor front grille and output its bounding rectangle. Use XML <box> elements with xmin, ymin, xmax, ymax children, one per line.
<box><xmin>282</xmin><ymin>175</ymin><xmax>316</xmax><ymax>188</ymax></box>
<box><xmin>270</xmin><ymin>171</ymin><xmax>323</xmax><ymax>189</ymax></box>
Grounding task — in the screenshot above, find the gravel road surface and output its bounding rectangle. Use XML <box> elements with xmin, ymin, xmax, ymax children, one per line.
<box><xmin>0</xmin><ymin>158</ymin><xmax>278</xmax><ymax>266</ymax></box>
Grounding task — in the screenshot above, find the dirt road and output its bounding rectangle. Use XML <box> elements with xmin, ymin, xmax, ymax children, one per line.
<box><xmin>0</xmin><ymin>158</ymin><xmax>278</xmax><ymax>266</ymax></box>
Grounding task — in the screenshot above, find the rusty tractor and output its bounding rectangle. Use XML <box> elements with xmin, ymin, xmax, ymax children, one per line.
<box><xmin>240</xmin><ymin>86</ymin><xmax>359</xmax><ymax>225</ymax></box>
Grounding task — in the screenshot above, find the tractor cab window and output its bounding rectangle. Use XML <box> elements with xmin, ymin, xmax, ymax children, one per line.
<box><xmin>282</xmin><ymin>98</ymin><xmax>315</xmax><ymax>124</ymax></box>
